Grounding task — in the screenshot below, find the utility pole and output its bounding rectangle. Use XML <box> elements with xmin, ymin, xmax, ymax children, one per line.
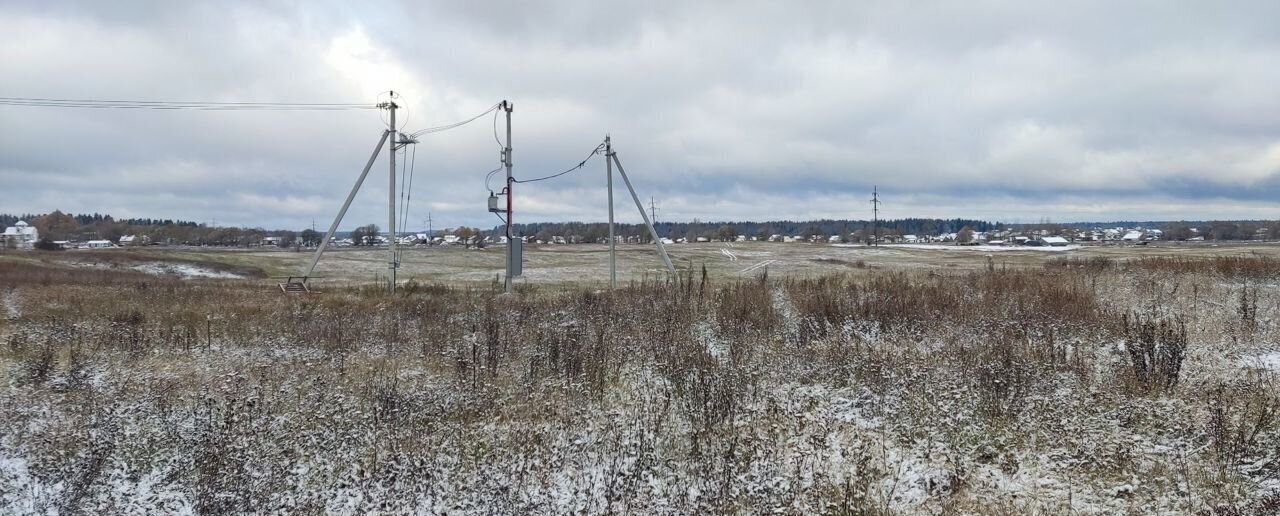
<box><xmin>870</xmin><ymin>185</ymin><xmax>881</xmax><ymax>247</ymax></box>
<box><xmin>426</xmin><ymin>213</ymin><xmax>432</xmax><ymax>242</ymax></box>
<box><xmin>502</xmin><ymin>101</ymin><xmax>515</xmax><ymax>294</ymax></box>
<box><xmin>386</xmin><ymin>93</ymin><xmax>398</xmax><ymax>293</ymax></box>
<box><xmin>606</xmin><ymin>136</ymin><xmax>616</xmax><ymax>289</ymax></box>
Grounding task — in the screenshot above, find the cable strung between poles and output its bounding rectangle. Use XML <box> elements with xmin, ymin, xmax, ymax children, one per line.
<box><xmin>0</xmin><ymin>96</ymin><xmax>377</xmax><ymax>110</ymax></box>
<box><xmin>512</xmin><ymin>142</ymin><xmax>607</xmax><ymax>184</ymax></box>
<box><xmin>396</xmin><ymin>145</ymin><xmax>418</xmax><ymax>264</ymax></box>
<box><xmin>409</xmin><ymin>103</ymin><xmax>502</xmax><ymax>137</ymax></box>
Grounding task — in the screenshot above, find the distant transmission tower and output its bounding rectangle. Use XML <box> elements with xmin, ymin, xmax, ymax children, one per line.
<box><xmin>870</xmin><ymin>186</ymin><xmax>881</xmax><ymax>247</ymax></box>
<box><xmin>649</xmin><ymin>196</ymin><xmax>660</xmax><ymax>226</ymax></box>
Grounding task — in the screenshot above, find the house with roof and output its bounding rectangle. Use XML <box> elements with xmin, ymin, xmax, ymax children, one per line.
<box><xmin>119</xmin><ymin>235</ymin><xmax>152</xmax><ymax>247</ymax></box>
<box><xmin>81</xmin><ymin>240</ymin><xmax>116</xmax><ymax>249</ymax></box>
<box><xmin>2</xmin><ymin>221</ymin><xmax>39</xmax><ymax>249</ymax></box>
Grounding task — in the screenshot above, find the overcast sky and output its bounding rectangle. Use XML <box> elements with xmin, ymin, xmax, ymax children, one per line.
<box><xmin>3</xmin><ymin>1</ymin><xmax>1280</xmax><ymax>230</ymax></box>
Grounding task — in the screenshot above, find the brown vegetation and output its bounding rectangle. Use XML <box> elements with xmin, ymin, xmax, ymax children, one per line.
<box><xmin>0</xmin><ymin>256</ymin><xmax>1277</xmax><ymax>513</ymax></box>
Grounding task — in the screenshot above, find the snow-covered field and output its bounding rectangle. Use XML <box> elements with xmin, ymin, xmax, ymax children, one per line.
<box><xmin>1</xmin><ymin>256</ymin><xmax>1278</xmax><ymax>514</ymax></box>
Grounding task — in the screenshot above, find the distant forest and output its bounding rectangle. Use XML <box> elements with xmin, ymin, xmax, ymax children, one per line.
<box><xmin>0</xmin><ymin>212</ymin><xmax>201</xmax><ymax>228</ymax></box>
<box><xmin>0</xmin><ymin>211</ymin><xmax>284</xmax><ymax>247</ymax></box>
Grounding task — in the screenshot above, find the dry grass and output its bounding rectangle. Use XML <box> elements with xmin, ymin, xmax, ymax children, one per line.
<box><xmin>0</xmin><ymin>256</ymin><xmax>1277</xmax><ymax>513</ymax></box>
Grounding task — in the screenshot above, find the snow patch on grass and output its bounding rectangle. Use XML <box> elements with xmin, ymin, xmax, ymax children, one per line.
<box><xmin>1241</xmin><ymin>351</ymin><xmax>1280</xmax><ymax>371</ymax></box>
<box><xmin>130</xmin><ymin>262</ymin><xmax>244</xmax><ymax>279</ymax></box>
<box><xmin>870</xmin><ymin>244</ymin><xmax>1083</xmax><ymax>252</ymax></box>
<box><xmin>2</xmin><ymin>289</ymin><xmax>18</xmax><ymax>320</ymax></box>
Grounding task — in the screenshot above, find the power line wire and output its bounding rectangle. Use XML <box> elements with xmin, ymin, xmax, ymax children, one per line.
<box><xmin>512</xmin><ymin>142</ymin><xmax>606</xmax><ymax>184</ymax></box>
<box><xmin>408</xmin><ymin>103</ymin><xmax>501</xmax><ymax>137</ymax></box>
<box><xmin>493</xmin><ymin>108</ymin><xmax>504</xmax><ymax>147</ymax></box>
<box><xmin>484</xmin><ymin>167</ymin><xmax>504</xmax><ymax>193</ymax></box>
<box><xmin>0</xmin><ymin>96</ymin><xmax>372</xmax><ymax>106</ymax></box>
<box><xmin>0</xmin><ymin>96</ymin><xmax>376</xmax><ymax>110</ymax></box>
<box><xmin>396</xmin><ymin>144</ymin><xmax>418</xmax><ymax>263</ymax></box>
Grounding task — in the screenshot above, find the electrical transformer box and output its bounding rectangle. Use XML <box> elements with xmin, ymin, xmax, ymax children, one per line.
<box><xmin>507</xmin><ymin>237</ymin><xmax>522</xmax><ymax>277</ymax></box>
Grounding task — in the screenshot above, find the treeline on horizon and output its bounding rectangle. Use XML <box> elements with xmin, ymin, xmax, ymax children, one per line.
<box><xmin>0</xmin><ymin>210</ymin><xmax>278</xmax><ymax>247</ymax></box>
<box><xmin>506</xmin><ymin>218</ymin><xmax>1000</xmax><ymax>243</ymax></box>
<box><xmin>5</xmin><ymin>210</ymin><xmax>1280</xmax><ymax>247</ymax></box>
<box><xmin>0</xmin><ymin>212</ymin><xmax>200</xmax><ymax>228</ymax></box>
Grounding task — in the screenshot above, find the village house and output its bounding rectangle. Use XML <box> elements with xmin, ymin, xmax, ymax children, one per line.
<box><xmin>80</xmin><ymin>240</ymin><xmax>115</xmax><ymax>249</ymax></box>
<box><xmin>2</xmin><ymin>221</ymin><xmax>39</xmax><ymax>249</ymax></box>
<box><xmin>119</xmin><ymin>234</ymin><xmax>152</xmax><ymax>246</ymax></box>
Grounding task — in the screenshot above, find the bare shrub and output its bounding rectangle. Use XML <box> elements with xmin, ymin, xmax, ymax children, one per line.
<box><xmin>1204</xmin><ymin>376</ymin><xmax>1279</xmax><ymax>472</ymax></box>
<box><xmin>1198</xmin><ymin>490</ymin><xmax>1280</xmax><ymax>516</ymax></box>
<box><xmin>1121</xmin><ymin>313</ymin><xmax>1188</xmax><ymax>393</ymax></box>
<box><xmin>713</xmin><ymin>277</ymin><xmax>778</xmax><ymax>365</ymax></box>
<box><xmin>20</xmin><ymin>342</ymin><xmax>56</xmax><ymax>383</ymax></box>
<box><xmin>103</xmin><ymin>309</ymin><xmax>148</xmax><ymax>353</ymax></box>
<box><xmin>1237</xmin><ymin>285</ymin><xmax>1258</xmax><ymax>332</ymax></box>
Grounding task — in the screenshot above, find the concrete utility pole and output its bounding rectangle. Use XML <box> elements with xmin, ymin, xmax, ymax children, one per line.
<box><xmin>387</xmin><ymin>94</ymin><xmax>398</xmax><ymax>292</ymax></box>
<box><xmin>870</xmin><ymin>185</ymin><xmax>881</xmax><ymax>247</ymax></box>
<box><xmin>606</xmin><ymin>135</ymin><xmax>616</xmax><ymax>289</ymax></box>
<box><xmin>502</xmin><ymin>101</ymin><xmax>515</xmax><ymax>294</ymax></box>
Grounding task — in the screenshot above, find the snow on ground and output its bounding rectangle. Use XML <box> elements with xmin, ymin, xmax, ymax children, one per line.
<box><xmin>2</xmin><ymin>289</ymin><xmax>17</xmax><ymax>320</ymax></box>
<box><xmin>856</xmin><ymin>244</ymin><xmax>1083</xmax><ymax>252</ymax></box>
<box><xmin>694</xmin><ymin>320</ymin><xmax>729</xmax><ymax>363</ymax></box>
<box><xmin>68</xmin><ymin>260</ymin><xmax>245</xmax><ymax>280</ymax></box>
<box><xmin>130</xmin><ymin>262</ymin><xmax>244</xmax><ymax>279</ymax></box>
<box><xmin>1241</xmin><ymin>351</ymin><xmax>1280</xmax><ymax>372</ymax></box>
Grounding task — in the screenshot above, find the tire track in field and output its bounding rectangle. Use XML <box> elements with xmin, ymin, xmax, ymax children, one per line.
<box><xmin>741</xmin><ymin>259</ymin><xmax>776</xmax><ymax>274</ymax></box>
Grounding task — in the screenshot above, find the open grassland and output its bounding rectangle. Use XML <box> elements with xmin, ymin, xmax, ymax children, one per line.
<box><xmin>1</xmin><ymin>249</ymin><xmax>1279</xmax><ymax>514</ymax></box>
<box><xmin>18</xmin><ymin>240</ymin><xmax>1280</xmax><ymax>288</ymax></box>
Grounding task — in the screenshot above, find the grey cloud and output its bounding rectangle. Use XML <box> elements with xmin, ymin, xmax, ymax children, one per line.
<box><xmin>3</xmin><ymin>1</ymin><xmax>1280</xmax><ymax>230</ymax></box>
